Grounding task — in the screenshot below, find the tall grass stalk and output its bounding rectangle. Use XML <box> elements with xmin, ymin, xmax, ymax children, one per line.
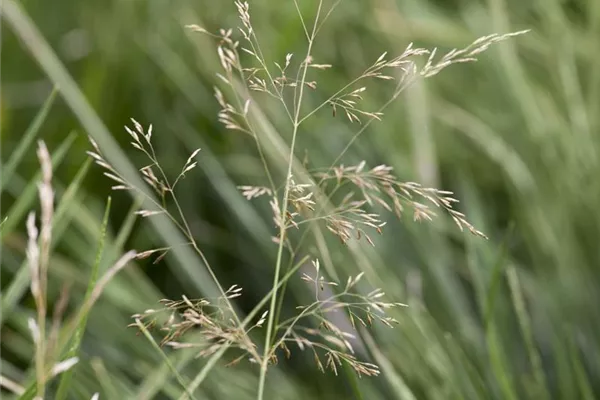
<box><xmin>257</xmin><ymin>2</ymin><xmax>323</xmax><ymax>398</ymax></box>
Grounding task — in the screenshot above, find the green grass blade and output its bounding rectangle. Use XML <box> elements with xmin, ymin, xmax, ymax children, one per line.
<box><xmin>90</xmin><ymin>358</ymin><xmax>121</xmax><ymax>400</ymax></box>
<box><xmin>133</xmin><ymin>351</ymin><xmax>198</xmax><ymax>400</ymax></box>
<box><xmin>483</xmin><ymin>227</ymin><xmax>518</xmax><ymax>400</ymax></box>
<box><xmin>569</xmin><ymin>336</ymin><xmax>595</xmax><ymax>400</ymax></box>
<box><xmin>551</xmin><ymin>333</ymin><xmax>576</xmax><ymax>399</ymax></box>
<box><xmin>0</xmin><ymin>217</ymin><xmax>7</xmax><ymax>229</ymax></box>
<box><xmin>0</xmin><ymin>131</ymin><xmax>76</xmax><ymax>240</ymax></box>
<box><xmin>362</xmin><ymin>329</ymin><xmax>417</xmax><ymax>400</ymax></box>
<box><xmin>486</xmin><ymin>324</ymin><xmax>518</xmax><ymax>400</ymax></box>
<box><xmin>17</xmin><ymin>382</ymin><xmax>37</xmax><ymax>400</ymax></box>
<box><xmin>341</xmin><ymin>363</ymin><xmax>364</xmax><ymax>400</ymax></box>
<box><xmin>506</xmin><ymin>265</ymin><xmax>550</xmax><ymax>399</ymax></box>
<box><xmin>0</xmin><ymin>87</ymin><xmax>58</xmax><ymax>193</ymax></box>
<box><xmin>483</xmin><ymin>223</ymin><xmax>514</xmax><ymax>326</ymax></box>
<box><xmin>54</xmin><ymin>197</ymin><xmax>112</xmax><ymax>400</ymax></box>
<box><xmin>111</xmin><ymin>195</ymin><xmax>143</xmax><ymax>259</ymax></box>
<box><xmin>133</xmin><ymin>319</ymin><xmax>198</xmax><ymax>400</ymax></box>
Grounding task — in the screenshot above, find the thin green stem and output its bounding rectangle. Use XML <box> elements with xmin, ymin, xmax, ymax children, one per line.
<box><xmin>293</xmin><ymin>0</ymin><xmax>310</xmax><ymax>40</ymax></box>
<box><xmin>257</xmin><ymin>3</ymin><xmax>323</xmax><ymax>399</ymax></box>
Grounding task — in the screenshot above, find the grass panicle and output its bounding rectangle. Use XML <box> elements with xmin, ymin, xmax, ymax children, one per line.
<box><xmin>107</xmin><ymin>2</ymin><xmax>524</xmax><ymax>399</ymax></box>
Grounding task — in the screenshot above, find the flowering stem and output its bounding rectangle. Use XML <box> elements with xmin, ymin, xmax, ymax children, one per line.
<box><xmin>257</xmin><ymin>2</ymin><xmax>322</xmax><ymax>399</ymax></box>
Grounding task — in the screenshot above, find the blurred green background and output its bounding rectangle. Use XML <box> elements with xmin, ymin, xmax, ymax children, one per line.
<box><xmin>2</xmin><ymin>0</ymin><xmax>600</xmax><ymax>399</ymax></box>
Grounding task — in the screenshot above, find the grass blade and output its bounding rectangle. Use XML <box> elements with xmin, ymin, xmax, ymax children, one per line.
<box><xmin>0</xmin><ymin>86</ymin><xmax>58</xmax><ymax>193</ymax></box>
<box><xmin>569</xmin><ymin>336</ymin><xmax>595</xmax><ymax>400</ymax></box>
<box><xmin>90</xmin><ymin>358</ymin><xmax>121</xmax><ymax>400</ymax></box>
<box><xmin>54</xmin><ymin>197</ymin><xmax>112</xmax><ymax>400</ymax></box>
<box><xmin>483</xmin><ymin>226</ymin><xmax>518</xmax><ymax>400</ymax></box>
<box><xmin>0</xmin><ymin>131</ymin><xmax>76</xmax><ymax>240</ymax></box>
<box><xmin>506</xmin><ymin>265</ymin><xmax>551</xmax><ymax>399</ymax></box>
<box><xmin>133</xmin><ymin>319</ymin><xmax>198</xmax><ymax>400</ymax></box>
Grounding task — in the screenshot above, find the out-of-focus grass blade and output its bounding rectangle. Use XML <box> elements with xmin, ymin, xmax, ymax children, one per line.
<box><xmin>362</xmin><ymin>330</ymin><xmax>417</xmax><ymax>400</ymax></box>
<box><xmin>483</xmin><ymin>223</ymin><xmax>514</xmax><ymax>326</ymax></box>
<box><xmin>102</xmin><ymin>195</ymin><xmax>165</xmax><ymax>308</ymax></box>
<box><xmin>551</xmin><ymin>333</ymin><xmax>576</xmax><ymax>399</ymax></box>
<box><xmin>54</xmin><ymin>197</ymin><xmax>112</xmax><ymax>400</ymax></box>
<box><xmin>0</xmin><ymin>373</ymin><xmax>25</xmax><ymax>396</ymax></box>
<box><xmin>568</xmin><ymin>334</ymin><xmax>595</xmax><ymax>400</ymax></box>
<box><xmin>486</xmin><ymin>324</ymin><xmax>518</xmax><ymax>400</ymax></box>
<box><xmin>0</xmin><ymin>131</ymin><xmax>76</xmax><ymax>240</ymax></box>
<box><xmin>110</xmin><ymin>195</ymin><xmax>142</xmax><ymax>262</ymax></box>
<box><xmin>486</xmin><ymin>0</ymin><xmax>545</xmax><ymax>139</ymax></box>
<box><xmin>442</xmin><ymin>332</ymin><xmax>488</xmax><ymax>399</ymax></box>
<box><xmin>341</xmin><ymin>363</ymin><xmax>363</xmax><ymax>400</ymax></box>
<box><xmin>0</xmin><ymin>154</ymin><xmax>89</xmax><ymax>325</ymax></box>
<box><xmin>133</xmin><ymin>351</ymin><xmax>197</xmax><ymax>400</ymax></box>
<box><xmin>482</xmin><ymin>226</ymin><xmax>518</xmax><ymax>400</ymax></box>
<box><xmin>90</xmin><ymin>358</ymin><xmax>121</xmax><ymax>400</ymax></box>
<box><xmin>587</xmin><ymin>0</ymin><xmax>600</xmax><ymax>118</ymax></box>
<box><xmin>506</xmin><ymin>265</ymin><xmax>550</xmax><ymax>399</ymax></box>
<box><xmin>17</xmin><ymin>378</ymin><xmax>37</xmax><ymax>399</ymax></box>
<box><xmin>133</xmin><ymin>319</ymin><xmax>197</xmax><ymax>400</ymax></box>
<box><xmin>0</xmin><ymin>87</ymin><xmax>58</xmax><ymax>193</ymax></box>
